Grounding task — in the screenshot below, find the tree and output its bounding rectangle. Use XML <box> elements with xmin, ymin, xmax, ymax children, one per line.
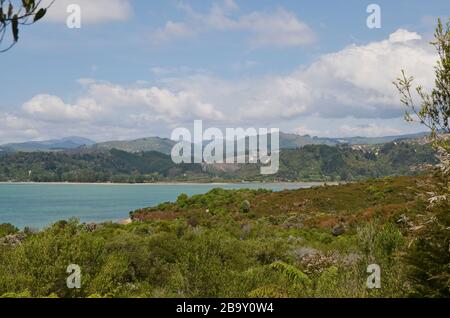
<box><xmin>394</xmin><ymin>18</ymin><xmax>450</xmax><ymax>297</ymax></box>
<box><xmin>0</xmin><ymin>0</ymin><xmax>53</xmax><ymax>53</ymax></box>
<box><xmin>394</xmin><ymin>18</ymin><xmax>450</xmax><ymax>141</ymax></box>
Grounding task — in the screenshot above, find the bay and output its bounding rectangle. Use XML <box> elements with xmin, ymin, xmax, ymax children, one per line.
<box><xmin>0</xmin><ymin>182</ymin><xmax>320</xmax><ymax>229</ymax></box>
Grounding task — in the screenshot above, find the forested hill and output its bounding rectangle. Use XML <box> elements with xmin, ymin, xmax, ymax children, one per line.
<box><xmin>0</xmin><ymin>141</ymin><xmax>436</xmax><ymax>183</ymax></box>
<box><xmin>0</xmin><ymin>131</ymin><xmax>429</xmax><ymax>154</ymax></box>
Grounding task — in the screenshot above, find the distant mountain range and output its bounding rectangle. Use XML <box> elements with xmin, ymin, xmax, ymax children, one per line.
<box><xmin>0</xmin><ymin>131</ymin><xmax>430</xmax><ymax>154</ymax></box>
<box><xmin>280</xmin><ymin>131</ymin><xmax>431</xmax><ymax>147</ymax></box>
<box><xmin>0</xmin><ymin>137</ymin><xmax>95</xmax><ymax>153</ymax></box>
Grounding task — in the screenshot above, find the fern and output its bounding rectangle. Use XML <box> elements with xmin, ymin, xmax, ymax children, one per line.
<box><xmin>248</xmin><ymin>285</ymin><xmax>287</xmax><ymax>298</ymax></box>
<box><xmin>270</xmin><ymin>261</ymin><xmax>312</xmax><ymax>289</ymax></box>
<box><xmin>315</xmin><ymin>266</ymin><xmax>340</xmax><ymax>297</ymax></box>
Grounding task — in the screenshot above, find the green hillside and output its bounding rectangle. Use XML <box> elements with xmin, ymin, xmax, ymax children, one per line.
<box><xmin>92</xmin><ymin>137</ymin><xmax>176</xmax><ymax>154</ymax></box>
<box><xmin>0</xmin><ymin>141</ymin><xmax>437</xmax><ymax>183</ymax></box>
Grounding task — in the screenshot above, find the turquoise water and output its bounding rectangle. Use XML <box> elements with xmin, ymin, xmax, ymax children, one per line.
<box><xmin>0</xmin><ymin>183</ymin><xmax>317</xmax><ymax>229</ymax></box>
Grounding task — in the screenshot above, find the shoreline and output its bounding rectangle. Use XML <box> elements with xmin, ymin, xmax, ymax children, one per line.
<box><xmin>0</xmin><ymin>181</ymin><xmax>334</xmax><ymax>186</ymax></box>
<box><xmin>0</xmin><ymin>181</ymin><xmax>341</xmax><ymax>229</ymax></box>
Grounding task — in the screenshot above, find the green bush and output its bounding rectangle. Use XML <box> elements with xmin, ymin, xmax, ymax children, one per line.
<box><xmin>0</xmin><ymin>223</ymin><xmax>19</xmax><ymax>237</ymax></box>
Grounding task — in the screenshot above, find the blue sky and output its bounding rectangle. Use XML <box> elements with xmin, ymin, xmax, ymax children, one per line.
<box><xmin>0</xmin><ymin>0</ymin><xmax>448</xmax><ymax>143</ymax></box>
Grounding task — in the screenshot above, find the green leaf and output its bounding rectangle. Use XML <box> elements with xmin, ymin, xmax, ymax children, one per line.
<box><xmin>22</xmin><ymin>0</ymin><xmax>34</xmax><ymax>13</ymax></box>
<box><xmin>12</xmin><ymin>15</ymin><xmax>19</xmax><ymax>42</ymax></box>
<box><xmin>0</xmin><ymin>8</ymin><xmax>4</xmax><ymax>23</ymax></box>
<box><xmin>33</xmin><ymin>8</ymin><xmax>46</xmax><ymax>22</ymax></box>
<box><xmin>8</xmin><ymin>3</ymin><xmax>13</xmax><ymax>19</ymax></box>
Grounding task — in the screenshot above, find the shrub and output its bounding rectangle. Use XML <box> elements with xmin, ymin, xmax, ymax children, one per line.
<box><xmin>0</xmin><ymin>223</ymin><xmax>19</xmax><ymax>238</ymax></box>
<box><xmin>240</xmin><ymin>200</ymin><xmax>251</xmax><ymax>213</ymax></box>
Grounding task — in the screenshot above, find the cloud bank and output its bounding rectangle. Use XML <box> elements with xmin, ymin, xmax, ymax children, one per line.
<box><xmin>0</xmin><ymin>29</ymin><xmax>437</xmax><ymax>143</ymax></box>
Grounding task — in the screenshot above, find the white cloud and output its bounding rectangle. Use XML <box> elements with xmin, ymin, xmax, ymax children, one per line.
<box><xmin>151</xmin><ymin>2</ymin><xmax>315</xmax><ymax>48</ymax></box>
<box><xmin>0</xmin><ymin>114</ymin><xmax>41</xmax><ymax>142</ymax></box>
<box><xmin>291</xmin><ymin>115</ymin><xmax>426</xmax><ymax>138</ymax></box>
<box><xmin>297</xmin><ymin>29</ymin><xmax>436</xmax><ymax>118</ymax></box>
<box><xmin>17</xmin><ymin>81</ymin><xmax>224</xmax><ymax>130</ymax></box>
<box><xmin>42</xmin><ymin>0</ymin><xmax>132</xmax><ymax>24</ymax></box>
<box><xmin>83</xmin><ymin>81</ymin><xmax>224</xmax><ymax>121</ymax></box>
<box><xmin>22</xmin><ymin>94</ymin><xmax>96</xmax><ymax>122</ymax></box>
<box><xmin>238</xmin><ymin>9</ymin><xmax>316</xmax><ymax>48</ymax></box>
<box><xmin>388</xmin><ymin>29</ymin><xmax>422</xmax><ymax>43</ymax></box>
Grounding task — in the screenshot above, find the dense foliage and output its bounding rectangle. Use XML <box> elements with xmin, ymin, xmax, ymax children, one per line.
<box><xmin>0</xmin><ymin>175</ymin><xmax>446</xmax><ymax>298</ymax></box>
<box><xmin>394</xmin><ymin>18</ymin><xmax>450</xmax><ymax>298</ymax></box>
<box><xmin>0</xmin><ymin>142</ymin><xmax>436</xmax><ymax>183</ymax></box>
<box><xmin>276</xmin><ymin>142</ymin><xmax>435</xmax><ymax>181</ymax></box>
<box><xmin>0</xmin><ymin>149</ymin><xmax>204</xmax><ymax>183</ymax></box>
<box><xmin>405</xmin><ymin>171</ymin><xmax>450</xmax><ymax>297</ymax></box>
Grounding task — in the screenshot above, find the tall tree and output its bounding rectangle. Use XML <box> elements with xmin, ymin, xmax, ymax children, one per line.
<box><xmin>394</xmin><ymin>18</ymin><xmax>450</xmax><ymax>297</ymax></box>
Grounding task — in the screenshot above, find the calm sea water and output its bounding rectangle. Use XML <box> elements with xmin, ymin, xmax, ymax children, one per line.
<box><xmin>0</xmin><ymin>183</ymin><xmax>318</xmax><ymax>229</ymax></box>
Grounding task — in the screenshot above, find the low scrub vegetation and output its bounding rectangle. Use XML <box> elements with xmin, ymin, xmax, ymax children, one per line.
<box><xmin>0</xmin><ymin>175</ymin><xmax>447</xmax><ymax>298</ymax></box>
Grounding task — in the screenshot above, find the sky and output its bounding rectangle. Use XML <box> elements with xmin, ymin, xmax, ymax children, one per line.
<box><xmin>0</xmin><ymin>0</ymin><xmax>449</xmax><ymax>143</ymax></box>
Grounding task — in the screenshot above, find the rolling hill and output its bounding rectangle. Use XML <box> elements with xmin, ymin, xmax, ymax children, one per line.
<box><xmin>0</xmin><ymin>137</ymin><xmax>95</xmax><ymax>153</ymax></box>
<box><xmin>90</xmin><ymin>137</ymin><xmax>176</xmax><ymax>155</ymax></box>
<box><xmin>0</xmin><ymin>141</ymin><xmax>436</xmax><ymax>183</ymax></box>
